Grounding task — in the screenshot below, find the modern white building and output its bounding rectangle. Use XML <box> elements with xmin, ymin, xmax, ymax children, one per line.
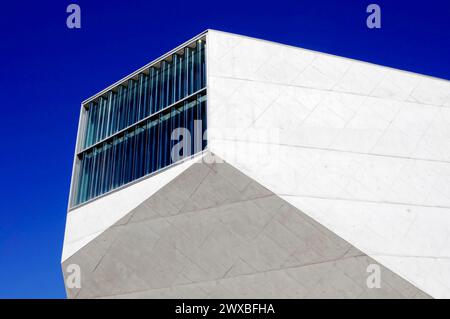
<box><xmin>62</xmin><ymin>30</ymin><xmax>450</xmax><ymax>299</ymax></box>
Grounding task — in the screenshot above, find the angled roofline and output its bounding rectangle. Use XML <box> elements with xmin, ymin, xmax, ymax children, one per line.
<box><xmin>207</xmin><ymin>28</ymin><xmax>450</xmax><ymax>83</ymax></box>
<box><xmin>82</xmin><ymin>28</ymin><xmax>448</xmax><ymax>107</ymax></box>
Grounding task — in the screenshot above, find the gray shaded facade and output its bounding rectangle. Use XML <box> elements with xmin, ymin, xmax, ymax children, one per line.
<box><xmin>63</xmin><ymin>153</ymin><xmax>430</xmax><ymax>299</ymax></box>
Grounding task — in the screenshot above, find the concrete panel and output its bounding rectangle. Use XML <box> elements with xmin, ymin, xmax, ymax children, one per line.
<box><xmin>63</xmin><ymin>153</ymin><xmax>429</xmax><ymax>299</ymax></box>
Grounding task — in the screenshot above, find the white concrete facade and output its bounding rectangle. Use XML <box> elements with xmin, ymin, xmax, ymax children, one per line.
<box><xmin>206</xmin><ymin>30</ymin><xmax>450</xmax><ymax>298</ymax></box>
<box><xmin>63</xmin><ymin>29</ymin><xmax>450</xmax><ymax>298</ymax></box>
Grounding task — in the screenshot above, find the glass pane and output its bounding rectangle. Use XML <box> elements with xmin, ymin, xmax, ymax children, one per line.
<box><xmin>74</xmin><ymin>40</ymin><xmax>207</xmax><ymax>206</ymax></box>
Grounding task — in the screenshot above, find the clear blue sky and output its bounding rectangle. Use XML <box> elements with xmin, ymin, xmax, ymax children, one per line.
<box><xmin>0</xmin><ymin>0</ymin><xmax>449</xmax><ymax>298</ymax></box>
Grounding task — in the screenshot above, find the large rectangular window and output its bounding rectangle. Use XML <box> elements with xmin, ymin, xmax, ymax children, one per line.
<box><xmin>81</xmin><ymin>40</ymin><xmax>205</xmax><ymax>150</ymax></box>
<box><xmin>71</xmin><ymin>39</ymin><xmax>207</xmax><ymax>207</ymax></box>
